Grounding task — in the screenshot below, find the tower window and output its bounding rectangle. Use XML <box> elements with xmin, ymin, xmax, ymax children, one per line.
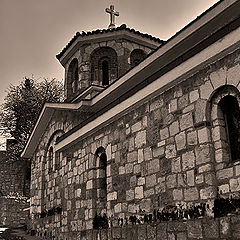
<box><xmin>219</xmin><ymin>95</ymin><xmax>240</xmax><ymax>161</ymax></box>
<box><xmin>91</xmin><ymin>47</ymin><xmax>118</xmax><ymax>86</ymax></box>
<box><xmin>130</xmin><ymin>49</ymin><xmax>147</xmax><ymax>67</ymax></box>
<box><xmin>102</xmin><ymin>60</ymin><xmax>109</xmax><ymax>86</ymax></box>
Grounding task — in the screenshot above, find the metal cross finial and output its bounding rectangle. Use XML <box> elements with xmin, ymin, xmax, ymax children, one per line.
<box><xmin>105</xmin><ymin>5</ymin><xmax>119</xmax><ymax>29</ymax></box>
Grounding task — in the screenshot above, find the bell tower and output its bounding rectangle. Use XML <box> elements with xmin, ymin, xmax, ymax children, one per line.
<box><xmin>56</xmin><ymin>7</ymin><xmax>163</xmax><ymax>103</ymax></box>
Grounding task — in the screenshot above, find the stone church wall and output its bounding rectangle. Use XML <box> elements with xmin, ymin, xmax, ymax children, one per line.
<box><xmin>30</xmin><ymin>46</ymin><xmax>240</xmax><ymax>239</ymax></box>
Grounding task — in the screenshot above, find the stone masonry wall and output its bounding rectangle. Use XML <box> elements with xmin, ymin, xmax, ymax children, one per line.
<box><xmin>69</xmin><ymin>214</ymin><xmax>240</xmax><ymax>240</ymax></box>
<box><xmin>0</xmin><ymin>140</ymin><xmax>30</xmax><ymax>227</ymax></box>
<box><xmin>29</xmin><ymin>46</ymin><xmax>240</xmax><ymax>239</ymax></box>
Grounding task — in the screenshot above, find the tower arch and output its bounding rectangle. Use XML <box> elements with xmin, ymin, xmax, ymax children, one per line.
<box><xmin>90</xmin><ymin>47</ymin><xmax>118</xmax><ymax>86</ymax></box>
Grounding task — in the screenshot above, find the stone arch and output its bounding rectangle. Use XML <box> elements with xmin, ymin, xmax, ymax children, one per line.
<box><xmin>130</xmin><ymin>49</ymin><xmax>147</xmax><ymax>67</ymax></box>
<box><xmin>66</xmin><ymin>58</ymin><xmax>79</xmax><ymax>98</ymax></box>
<box><xmin>94</xmin><ymin>146</ymin><xmax>107</xmax><ymax>214</ymax></box>
<box><xmin>209</xmin><ymin>85</ymin><xmax>240</xmax><ymax>164</ymax></box>
<box><xmin>90</xmin><ymin>47</ymin><xmax>118</xmax><ymax>86</ymax></box>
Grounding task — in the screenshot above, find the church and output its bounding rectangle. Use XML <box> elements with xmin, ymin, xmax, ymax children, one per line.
<box><xmin>22</xmin><ymin>0</ymin><xmax>240</xmax><ymax>239</ymax></box>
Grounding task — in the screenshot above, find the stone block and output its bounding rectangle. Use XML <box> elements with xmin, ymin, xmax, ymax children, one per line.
<box><xmin>126</xmin><ymin>189</ymin><xmax>134</xmax><ymax>201</ymax></box>
<box><xmin>138</xmin><ymin>177</ymin><xmax>145</xmax><ymax>186</ymax></box>
<box><xmin>189</xmin><ymin>89</ymin><xmax>199</xmax><ymax>103</ymax></box>
<box><xmin>140</xmin><ymin>199</ymin><xmax>151</xmax><ymax>212</ymax></box>
<box><xmin>235</xmin><ymin>165</ymin><xmax>240</xmax><ymax>176</ymax></box>
<box><xmin>168</xmin><ymin>221</ymin><xmax>187</xmax><ymax>232</ymax></box>
<box><xmin>153</xmin><ymin>147</ymin><xmax>165</xmax><ymax>157</ymax></box>
<box><xmin>107</xmin><ymin>191</ymin><xmax>117</xmax><ymax>201</ymax></box>
<box><xmin>231</xmin><ymin>215</ymin><xmax>240</xmax><ymax>239</ymax></box>
<box><xmin>168</xmin><ymin>233</ymin><xmax>175</xmax><ymax>240</ymax></box>
<box><xmin>173</xmin><ymin>189</ymin><xmax>183</xmax><ymax>201</ymax></box>
<box><xmin>128</xmin><ymin>204</ymin><xmax>139</xmax><ymax>213</ymax></box>
<box><xmin>165</xmin><ymin>144</ymin><xmax>176</xmax><ymax>159</ymax></box>
<box><xmin>200</xmin><ymin>186</ymin><xmax>216</xmax><ymax>199</ymax></box>
<box><xmin>160</xmin><ymin>127</ymin><xmax>169</xmax><ymax>140</ymax></box>
<box><xmin>112</xmin><ymin>228</ymin><xmax>121</xmax><ymax>239</ymax></box>
<box><xmin>195</xmin><ymin>174</ymin><xmax>204</xmax><ymax>185</ymax></box>
<box><xmin>220</xmin><ymin>217</ymin><xmax>231</xmax><ymax>238</ymax></box>
<box><xmin>186</xmin><ymin>170</ymin><xmax>195</xmax><ymax>186</ymax></box>
<box><xmin>218</xmin><ymin>184</ymin><xmax>230</xmax><ymax>194</ymax></box>
<box><xmin>156</xmin><ymin>223</ymin><xmax>167</xmax><ymax>240</ymax></box>
<box><xmin>147</xmin><ymin>159</ymin><xmax>160</xmax><ymax>174</ymax></box>
<box><xmin>176</xmin><ymin>232</ymin><xmax>187</xmax><ymax>240</ymax></box>
<box><xmin>184</xmin><ymin>187</ymin><xmax>199</xmax><ymax>201</ymax></box>
<box><xmin>144</xmin><ymin>188</ymin><xmax>154</xmax><ymax>198</ymax></box>
<box><xmin>138</xmin><ymin>149</ymin><xmax>144</xmax><ymax>163</ymax></box>
<box><xmin>227</xmin><ymin>64</ymin><xmax>240</xmax><ymax>86</ymax></box>
<box><xmin>172</xmin><ymin>157</ymin><xmax>181</xmax><ymax>173</ymax></box>
<box><xmin>182</xmin><ymin>150</ymin><xmax>195</xmax><ymax>171</ymax></box>
<box><xmin>216</xmin><ymin>168</ymin><xmax>233</xmax><ymax>180</ymax></box>
<box><xmin>187</xmin><ymin>131</ymin><xmax>198</xmax><ymax>145</ymax></box>
<box><xmin>169</xmin><ymin>99</ymin><xmax>177</xmax><ymax>112</ymax></box>
<box><xmin>138</xmin><ymin>225</ymin><xmax>147</xmax><ymax>240</ymax></box>
<box><xmin>166</xmin><ymin>174</ymin><xmax>177</xmax><ymax>189</ymax></box>
<box><xmin>175</xmin><ymin>131</ymin><xmax>186</xmax><ymax>151</ymax></box>
<box><xmin>146</xmin><ymin>174</ymin><xmax>157</xmax><ymax>188</ymax></box>
<box><xmin>178</xmin><ymin>94</ymin><xmax>189</xmax><ymax>109</ymax></box>
<box><xmin>195</xmin><ymin>144</ymin><xmax>212</xmax><ymax>165</ymax></box>
<box><xmin>147</xmin><ymin>225</ymin><xmax>156</xmax><ymax>239</ymax></box>
<box><xmin>198</xmin><ymin>127</ymin><xmax>210</xmax><ymax>143</ymax></box>
<box><xmin>180</xmin><ymin>113</ymin><xmax>193</xmax><ymax>131</ymax></box>
<box><xmin>135</xmin><ymin>186</ymin><xmax>144</xmax><ymax>199</ymax></box>
<box><xmin>169</xmin><ymin>121</ymin><xmax>180</xmax><ymax>136</ymax></box>
<box><xmin>205</xmin><ymin>172</ymin><xmax>216</xmax><ymax>185</ymax></box>
<box><xmin>128</xmin><ymin>137</ymin><xmax>135</xmax><ymax>151</ymax></box>
<box><xmin>210</xmin><ymin>67</ymin><xmax>226</xmax><ymax>89</ymax></box>
<box><xmin>127</xmin><ymin>151</ymin><xmax>137</xmax><ymax>163</ymax></box>
<box><xmin>229</xmin><ymin>177</ymin><xmax>240</xmax><ymax>192</ymax></box>
<box><xmin>125</xmin><ymin>163</ymin><xmax>133</xmax><ymax>174</ymax></box>
<box><xmin>135</xmin><ymin>130</ymin><xmax>146</xmax><ymax>148</ymax></box>
<box><xmin>114</xmin><ymin>203</ymin><xmax>122</xmax><ymax>213</ymax></box>
<box><xmin>150</xmin><ymin>99</ymin><xmax>163</xmax><ymax>111</ymax></box>
<box><xmin>178</xmin><ymin>173</ymin><xmax>187</xmax><ymax>187</ymax></box>
<box><xmin>144</xmin><ymin>147</ymin><xmax>152</xmax><ymax>161</ymax></box>
<box><xmin>119</xmin><ymin>166</ymin><xmax>125</xmax><ymax>175</ymax></box>
<box><xmin>187</xmin><ymin>220</ymin><xmax>203</xmax><ymax>239</ymax></box>
<box><xmin>203</xmin><ymin>218</ymin><xmax>219</xmax><ymax>238</ymax></box>
<box><xmin>198</xmin><ymin>164</ymin><xmax>213</xmax><ymax>173</ymax></box>
<box><xmin>131</xmin><ymin>121</ymin><xmax>142</xmax><ymax>133</ymax></box>
<box><xmin>200</xmin><ymin>80</ymin><xmax>213</xmax><ymax>100</ymax></box>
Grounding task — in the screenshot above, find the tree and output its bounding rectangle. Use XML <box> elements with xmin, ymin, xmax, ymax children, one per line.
<box><xmin>0</xmin><ymin>77</ymin><xmax>64</xmax><ymax>161</ymax></box>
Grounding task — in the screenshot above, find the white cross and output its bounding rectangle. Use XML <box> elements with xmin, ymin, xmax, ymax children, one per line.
<box><xmin>105</xmin><ymin>5</ymin><xmax>119</xmax><ymax>29</ymax></box>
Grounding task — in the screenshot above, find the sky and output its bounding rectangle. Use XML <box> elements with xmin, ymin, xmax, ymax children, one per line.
<box><xmin>0</xmin><ymin>0</ymin><xmax>219</xmax><ymax>105</ymax></box>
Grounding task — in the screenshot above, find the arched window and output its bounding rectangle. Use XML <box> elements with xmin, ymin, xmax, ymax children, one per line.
<box><xmin>66</xmin><ymin>58</ymin><xmax>79</xmax><ymax>98</ymax></box>
<box><xmin>95</xmin><ymin>147</ymin><xmax>107</xmax><ymax>211</ymax></box>
<box><xmin>91</xmin><ymin>47</ymin><xmax>118</xmax><ymax>86</ymax></box>
<box><xmin>210</xmin><ymin>86</ymin><xmax>240</xmax><ymax>163</ymax></box>
<box><xmin>130</xmin><ymin>49</ymin><xmax>146</xmax><ymax>67</ymax></box>
<box><xmin>219</xmin><ymin>95</ymin><xmax>240</xmax><ymax>161</ymax></box>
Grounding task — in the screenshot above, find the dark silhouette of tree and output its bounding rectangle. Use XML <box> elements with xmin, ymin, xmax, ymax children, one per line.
<box><xmin>0</xmin><ymin>77</ymin><xmax>64</xmax><ymax>161</ymax></box>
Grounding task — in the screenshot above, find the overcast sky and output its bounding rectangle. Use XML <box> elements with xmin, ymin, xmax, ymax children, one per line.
<box><xmin>0</xmin><ymin>0</ymin><xmax>219</xmax><ymax>105</ymax></box>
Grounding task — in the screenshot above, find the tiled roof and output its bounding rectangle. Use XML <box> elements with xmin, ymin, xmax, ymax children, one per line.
<box><xmin>56</xmin><ymin>24</ymin><xmax>163</xmax><ymax>60</ymax></box>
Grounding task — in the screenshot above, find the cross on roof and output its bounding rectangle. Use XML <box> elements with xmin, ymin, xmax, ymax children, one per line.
<box><xmin>105</xmin><ymin>5</ymin><xmax>119</xmax><ymax>29</ymax></box>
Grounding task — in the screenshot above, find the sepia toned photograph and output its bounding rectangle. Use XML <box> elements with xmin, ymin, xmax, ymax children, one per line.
<box><xmin>0</xmin><ymin>0</ymin><xmax>240</xmax><ymax>239</ymax></box>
